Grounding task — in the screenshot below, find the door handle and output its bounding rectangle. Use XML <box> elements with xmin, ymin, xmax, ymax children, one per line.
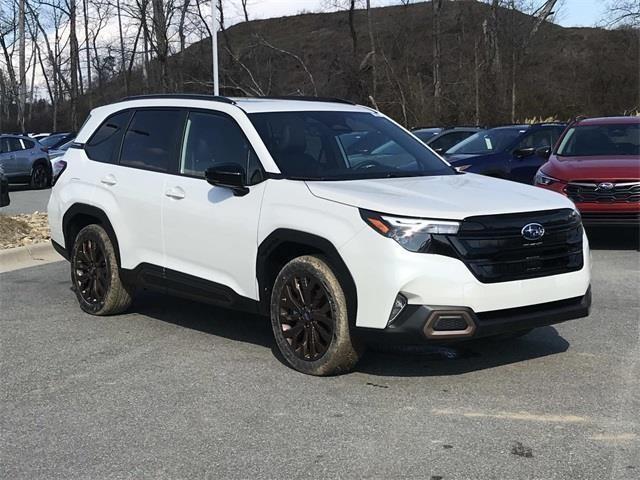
<box><xmin>100</xmin><ymin>174</ymin><xmax>117</xmax><ymax>186</ymax></box>
<box><xmin>165</xmin><ymin>187</ymin><xmax>185</xmax><ymax>200</ymax></box>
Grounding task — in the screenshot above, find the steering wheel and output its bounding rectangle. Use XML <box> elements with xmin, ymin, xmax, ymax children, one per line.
<box><xmin>353</xmin><ymin>159</ymin><xmax>383</xmax><ymax>170</ymax></box>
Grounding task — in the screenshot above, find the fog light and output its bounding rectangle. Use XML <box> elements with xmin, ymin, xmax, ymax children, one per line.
<box><xmin>387</xmin><ymin>294</ymin><xmax>407</xmax><ymax>326</ymax></box>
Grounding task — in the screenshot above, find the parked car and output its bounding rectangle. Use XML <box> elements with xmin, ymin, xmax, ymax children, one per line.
<box><xmin>49</xmin><ymin>139</ymin><xmax>75</xmax><ymax>182</ymax></box>
<box><xmin>426</xmin><ymin>127</ymin><xmax>483</xmax><ymax>154</ymax></box>
<box><xmin>30</xmin><ymin>133</ymin><xmax>51</xmax><ymax>141</ymax></box>
<box><xmin>412</xmin><ymin>127</ymin><xmax>444</xmax><ymax>142</ymax></box>
<box><xmin>0</xmin><ymin>134</ymin><xmax>52</xmax><ymax>188</ymax></box>
<box><xmin>444</xmin><ymin>123</ymin><xmax>566</xmax><ymax>183</ymax></box>
<box><xmin>39</xmin><ymin>132</ymin><xmax>75</xmax><ymax>151</ymax></box>
<box><xmin>534</xmin><ymin>116</ymin><xmax>639</xmax><ymax>226</ymax></box>
<box><xmin>48</xmin><ymin>95</ymin><xmax>590</xmax><ymax>375</ymax></box>
<box><xmin>0</xmin><ymin>169</ymin><xmax>10</xmax><ymax>207</ymax></box>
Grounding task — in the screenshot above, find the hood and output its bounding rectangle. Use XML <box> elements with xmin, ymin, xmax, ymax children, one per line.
<box><xmin>305</xmin><ymin>173</ymin><xmax>572</xmax><ymax>220</ymax></box>
<box><xmin>547</xmin><ymin>155</ymin><xmax>640</xmax><ymax>181</ymax></box>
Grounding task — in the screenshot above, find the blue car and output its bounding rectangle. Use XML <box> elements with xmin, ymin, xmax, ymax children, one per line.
<box><xmin>444</xmin><ymin>123</ymin><xmax>566</xmax><ymax>183</ymax></box>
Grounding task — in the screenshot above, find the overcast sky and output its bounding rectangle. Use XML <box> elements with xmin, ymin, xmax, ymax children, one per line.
<box><xmin>230</xmin><ymin>0</ymin><xmax>607</xmax><ymax>27</ymax></box>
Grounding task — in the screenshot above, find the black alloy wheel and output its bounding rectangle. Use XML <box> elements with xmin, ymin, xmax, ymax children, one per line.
<box><xmin>73</xmin><ymin>237</ymin><xmax>109</xmax><ymax>308</ymax></box>
<box><xmin>277</xmin><ymin>274</ymin><xmax>335</xmax><ymax>361</ymax></box>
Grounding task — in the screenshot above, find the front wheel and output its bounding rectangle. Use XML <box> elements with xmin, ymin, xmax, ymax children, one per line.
<box><xmin>70</xmin><ymin>224</ymin><xmax>133</xmax><ymax>315</ymax></box>
<box><xmin>270</xmin><ymin>255</ymin><xmax>363</xmax><ymax>376</ymax></box>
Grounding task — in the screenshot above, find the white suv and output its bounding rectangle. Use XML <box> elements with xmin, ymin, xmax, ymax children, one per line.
<box><xmin>48</xmin><ymin>95</ymin><xmax>591</xmax><ymax>375</ymax></box>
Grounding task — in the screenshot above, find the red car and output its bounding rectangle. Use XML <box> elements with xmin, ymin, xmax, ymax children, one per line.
<box><xmin>534</xmin><ymin>116</ymin><xmax>640</xmax><ymax>226</ymax></box>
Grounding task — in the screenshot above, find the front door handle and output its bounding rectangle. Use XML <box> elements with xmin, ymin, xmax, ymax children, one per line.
<box><xmin>100</xmin><ymin>174</ymin><xmax>117</xmax><ymax>186</ymax></box>
<box><xmin>165</xmin><ymin>187</ymin><xmax>185</xmax><ymax>200</ymax></box>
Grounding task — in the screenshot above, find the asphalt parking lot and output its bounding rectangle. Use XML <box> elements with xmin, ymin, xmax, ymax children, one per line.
<box><xmin>1</xmin><ymin>186</ymin><xmax>51</xmax><ymax>215</ymax></box>
<box><xmin>0</xmin><ymin>228</ymin><xmax>638</xmax><ymax>479</ymax></box>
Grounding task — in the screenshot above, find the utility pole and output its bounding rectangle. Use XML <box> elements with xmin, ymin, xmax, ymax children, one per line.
<box><xmin>211</xmin><ymin>0</ymin><xmax>219</xmax><ymax>95</ymax></box>
<box><xmin>18</xmin><ymin>0</ymin><xmax>26</xmax><ymax>132</ymax></box>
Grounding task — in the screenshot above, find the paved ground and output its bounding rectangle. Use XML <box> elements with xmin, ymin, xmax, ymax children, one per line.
<box><xmin>1</xmin><ymin>230</ymin><xmax>638</xmax><ymax>479</ymax></box>
<box><xmin>0</xmin><ymin>185</ymin><xmax>51</xmax><ymax>215</ymax></box>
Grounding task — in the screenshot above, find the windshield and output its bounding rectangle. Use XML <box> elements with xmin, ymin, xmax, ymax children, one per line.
<box><xmin>557</xmin><ymin>124</ymin><xmax>640</xmax><ymax>156</ymax></box>
<box><xmin>40</xmin><ymin>134</ymin><xmax>66</xmax><ymax>148</ymax></box>
<box><xmin>447</xmin><ymin>128</ymin><xmax>523</xmax><ymax>155</ymax></box>
<box><xmin>248</xmin><ymin>111</ymin><xmax>455</xmax><ymax>180</ymax></box>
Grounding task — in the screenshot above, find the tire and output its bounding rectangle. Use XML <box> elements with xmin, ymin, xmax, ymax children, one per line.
<box><xmin>30</xmin><ymin>162</ymin><xmax>50</xmax><ymax>189</ymax></box>
<box><xmin>70</xmin><ymin>224</ymin><xmax>132</xmax><ymax>315</ymax></box>
<box><xmin>270</xmin><ymin>255</ymin><xmax>363</xmax><ymax>376</ymax></box>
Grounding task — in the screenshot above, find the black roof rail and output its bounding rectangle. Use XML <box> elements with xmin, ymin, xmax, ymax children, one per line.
<box><xmin>119</xmin><ymin>94</ymin><xmax>237</xmax><ymax>105</ymax></box>
<box><xmin>244</xmin><ymin>96</ymin><xmax>355</xmax><ymax>105</ymax></box>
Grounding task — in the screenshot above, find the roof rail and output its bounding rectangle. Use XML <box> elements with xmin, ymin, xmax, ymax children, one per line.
<box><xmin>119</xmin><ymin>94</ymin><xmax>236</xmax><ymax>105</ymax></box>
<box><xmin>245</xmin><ymin>96</ymin><xmax>356</xmax><ymax>105</ymax></box>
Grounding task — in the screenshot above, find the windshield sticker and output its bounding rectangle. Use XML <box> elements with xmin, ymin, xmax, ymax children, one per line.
<box><xmin>484</xmin><ymin>137</ymin><xmax>493</xmax><ymax>150</ymax></box>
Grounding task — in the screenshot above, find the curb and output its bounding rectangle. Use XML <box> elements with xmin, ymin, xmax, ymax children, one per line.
<box><xmin>0</xmin><ymin>242</ymin><xmax>64</xmax><ymax>273</ymax></box>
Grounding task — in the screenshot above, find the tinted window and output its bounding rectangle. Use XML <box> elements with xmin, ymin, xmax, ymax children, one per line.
<box><xmin>120</xmin><ymin>110</ymin><xmax>185</xmax><ymax>172</ymax></box>
<box><xmin>0</xmin><ymin>138</ymin><xmax>8</xmax><ymax>153</ymax></box>
<box><xmin>86</xmin><ymin>111</ymin><xmax>132</xmax><ymax>164</ymax></box>
<box><xmin>21</xmin><ymin>139</ymin><xmax>35</xmax><ymax>149</ymax></box>
<box><xmin>180</xmin><ymin>111</ymin><xmax>262</xmax><ymax>183</ymax></box>
<box><xmin>249</xmin><ymin>111</ymin><xmax>453</xmax><ymax>180</ymax></box>
<box><xmin>518</xmin><ymin>129</ymin><xmax>552</xmax><ymax>149</ymax></box>
<box><xmin>429</xmin><ymin>131</ymin><xmax>477</xmax><ymax>152</ymax></box>
<box><xmin>557</xmin><ymin>124</ymin><xmax>640</xmax><ymax>156</ymax></box>
<box><xmin>8</xmin><ymin>138</ymin><xmax>23</xmax><ymax>152</ymax></box>
<box><xmin>447</xmin><ymin>128</ymin><xmax>524</xmax><ymax>155</ymax></box>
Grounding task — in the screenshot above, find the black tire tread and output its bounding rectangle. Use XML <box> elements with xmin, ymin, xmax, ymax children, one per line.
<box><xmin>71</xmin><ymin>224</ymin><xmax>132</xmax><ymax>315</ymax></box>
<box><xmin>270</xmin><ymin>254</ymin><xmax>363</xmax><ymax>376</ymax></box>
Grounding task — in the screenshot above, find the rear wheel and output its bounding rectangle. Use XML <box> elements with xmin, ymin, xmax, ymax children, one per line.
<box><xmin>270</xmin><ymin>255</ymin><xmax>363</xmax><ymax>376</ymax></box>
<box><xmin>30</xmin><ymin>163</ymin><xmax>50</xmax><ymax>189</ymax></box>
<box><xmin>70</xmin><ymin>224</ymin><xmax>132</xmax><ymax>315</ymax></box>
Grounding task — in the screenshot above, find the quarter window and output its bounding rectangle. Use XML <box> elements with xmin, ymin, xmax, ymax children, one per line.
<box><xmin>120</xmin><ymin>109</ymin><xmax>185</xmax><ymax>173</ymax></box>
<box><xmin>8</xmin><ymin>138</ymin><xmax>24</xmax><ymax>152</ymax></box>
<box><xmin>86</xmin><ymin>110</ymin><xmax>132</xmax><ymax>164</ymax></box>
<box><xmin>180</xmin><ymin>111</ymin><xmax>262</xmax><ymax>184</ymax></box>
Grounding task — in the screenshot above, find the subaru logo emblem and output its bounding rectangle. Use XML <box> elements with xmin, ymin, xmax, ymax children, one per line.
<box><xmin>522</xmin><ymin>223</ymin><xmax>545</xmax><ymax>241</ymax></box>
<box><xmin>596</xmin><ymin>182</ymin><xmax>615</xmax><ymax>191</ymax></box>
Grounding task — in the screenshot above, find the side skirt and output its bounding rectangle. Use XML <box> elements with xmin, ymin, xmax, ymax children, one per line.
<box><xmin>120</xmin><ymin>263</ymin><xmax>261</xmax><ymax>314</ymax></box>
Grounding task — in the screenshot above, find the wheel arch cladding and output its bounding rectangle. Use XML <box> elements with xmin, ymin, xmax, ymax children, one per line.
<box><xmin>256</xmin><ymin>229</ymin><xmax>358</xmax><ymax>325</ymax></box>
<box><xmin>62</xmin><ymin>204</ymin><xmax>121</xmax><ymax>265</ymax></box>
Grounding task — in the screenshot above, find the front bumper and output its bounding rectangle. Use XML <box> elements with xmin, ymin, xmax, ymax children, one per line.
<box><xmin>355</xmin><ymin>287</ymin><xmax>591</xmax><ymax>344</ymax></box>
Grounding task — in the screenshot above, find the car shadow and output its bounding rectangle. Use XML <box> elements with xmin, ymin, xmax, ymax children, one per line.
<box><xmin>586</xmin><ymin>226</ymin><xmax>639</xmax><ymax>251</ymax></box>
<box><xmin>8</xmin><ymin>184</ymin><xmax>50</xmax><ymax>192</ymax></box>
<box><xmin>356</xmin><ymin>327</ymin><xmax>569</xmax><ymax>377</ymax></box>
<box><xmin>131</xmin><ymin>292</ymin><xmax>570</xmax><ymax>377</ymax></box>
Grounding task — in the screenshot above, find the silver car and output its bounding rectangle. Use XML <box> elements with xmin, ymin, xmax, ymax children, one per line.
<box><xmin>0</xmin><ymin>134</ymin><xmax>51</xmax><ymax>189</ymax></box>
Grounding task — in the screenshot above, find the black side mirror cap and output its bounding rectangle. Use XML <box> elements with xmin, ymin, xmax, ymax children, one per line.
<box><xmin>513</xmin><ymin>147</ymin><xmax>536</xmax><ymax>158</ymax></box>
<box><xmin>205</xmin><ymin>164</ymin><xmax>250</xmax><ymax>197</ymax></box>
<box><xmin>535</xmin><ymin>146</ymin><xmax>552</xmax><ymax>159</ymax></box>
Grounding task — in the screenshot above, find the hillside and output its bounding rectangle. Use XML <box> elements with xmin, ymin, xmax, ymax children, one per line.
<box><xmin>28</xmin><ymin>0</ymin><xmax>640</xmax><ymax>130</ymax></box>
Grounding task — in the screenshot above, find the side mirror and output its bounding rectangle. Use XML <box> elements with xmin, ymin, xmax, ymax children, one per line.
<box><xmin>205</xmin><ymin>163</ymin><xmax>249</xmax><ymax>197</ymax></box>
<box><xmin>535</xmin><ymin>146</ymin><xmax>552</xmax><ymax>160</ymax></box>
<box><xmin>513</xmin><ymin>147</ymin><xmax>536</xmax><ymax>158</ymax></box>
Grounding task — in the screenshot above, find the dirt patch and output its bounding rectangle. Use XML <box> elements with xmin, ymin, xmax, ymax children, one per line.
<box><xmin>0</xmin><ymin>212</ymin><xmax>50</xmax><ymax>249</ymax></box>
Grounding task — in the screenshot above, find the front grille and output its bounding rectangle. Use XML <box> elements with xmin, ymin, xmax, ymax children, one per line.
<box><xmin>566</xmin><ymin>181</ymin><xmax>640</xmax><ymax>204</ymax></box>
<box><xmin>444</xmin><ymin>209</ymin><xmax>584</xmax><ymax>284</ymax></box>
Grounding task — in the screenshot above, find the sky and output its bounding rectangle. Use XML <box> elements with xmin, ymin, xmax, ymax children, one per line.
<box><xmin>233</xmin><ymin>0</ymin><xmax>607</xmax><ymax>28</ymax></box>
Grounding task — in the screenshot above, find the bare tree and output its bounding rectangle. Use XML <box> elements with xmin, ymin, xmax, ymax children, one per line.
<box><xmin>432</xmin><ymin>0</ymin><xmax>443</xmax><ymax>122</ymax></box>
<box><xmin>604</xmin><ymin>0</ymin><xmax>640</xmax><ymax>27</ymax></box>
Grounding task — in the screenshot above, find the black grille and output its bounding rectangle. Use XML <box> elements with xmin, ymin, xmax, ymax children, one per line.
<box><xmin>580</xmin><ymin>212</ymin><xmax>640</xmax><ymax>225</ymax></box>
<box><xmin>444</xmin><ymin>209</ymin><xmax>584</xmax><ymax>284</ymax></box>
<box><xmin>565</xmin><ymin>181</ymin><xmax>640</xmax><ymax>204</ymax></box>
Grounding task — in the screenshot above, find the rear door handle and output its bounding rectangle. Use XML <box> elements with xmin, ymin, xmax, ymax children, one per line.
<box><xmin>100</xmin><ymin>174</ymin><xmax>117</xmax><ymax>186</ymax></box>
<box><xmin>165</xmin><ymin>186</ymin><xmax>185</xmax><ymax>200</ymax></box>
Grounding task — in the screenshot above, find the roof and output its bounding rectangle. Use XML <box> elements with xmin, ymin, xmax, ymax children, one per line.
<box><xmin>576</xmin><ymin>116</ymin><xmax>640</xmax><ymax>126</ymax></box>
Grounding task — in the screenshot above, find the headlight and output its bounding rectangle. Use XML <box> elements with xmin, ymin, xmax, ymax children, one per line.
<box><xmin>360</xmin><ymin>210</ymin><xmax>460</xmax><ymax>252</ymax></box>
<box><xmin>534</xmin><ymin>170</ymin><xmax>560</xmax><ymax>186</ymax></box>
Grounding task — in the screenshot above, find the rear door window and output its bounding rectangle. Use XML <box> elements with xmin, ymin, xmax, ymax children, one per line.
<box><xmin>8</xmin><ymin>138</ymin><xmax>24</xmax><ymax>152</ymax></box>
<box><xmin>86</xmin><ymin>110</ymin><xmax>133</xmax><ymax>164</ymax></box>
<box><xmin>120</xmin><ymin>109</ymin><xmax>186</xmax><ymax>173</ymax></box>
